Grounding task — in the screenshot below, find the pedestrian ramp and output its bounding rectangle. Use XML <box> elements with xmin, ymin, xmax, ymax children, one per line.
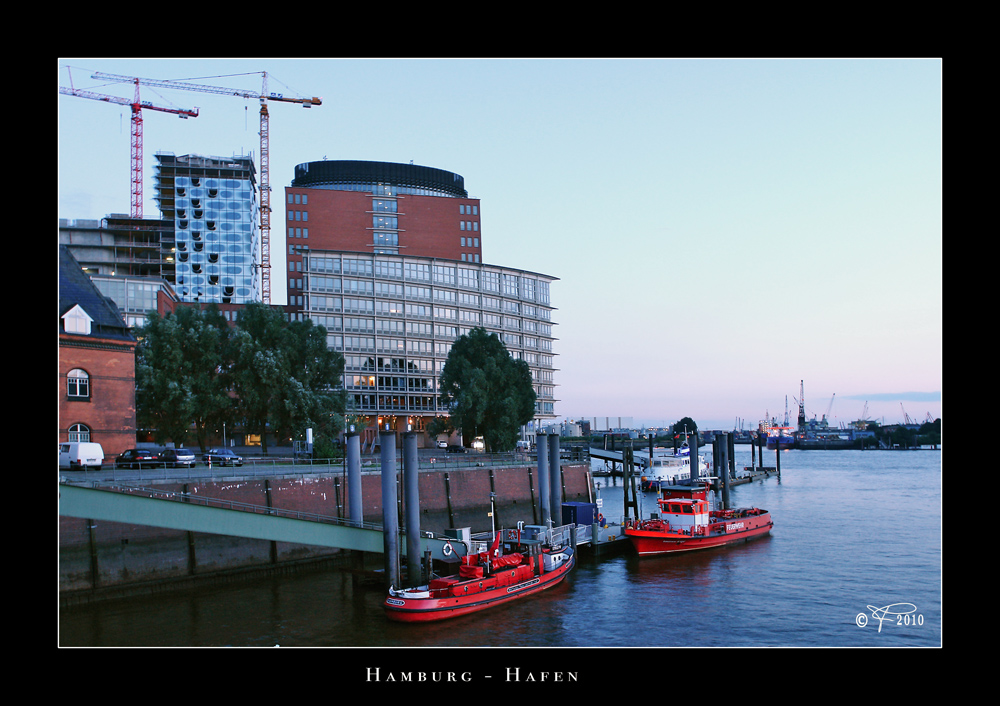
<box><xmin>58</xmin><ymin>482</ymin><xmax>459</xmax><ymax>560</ymax></box>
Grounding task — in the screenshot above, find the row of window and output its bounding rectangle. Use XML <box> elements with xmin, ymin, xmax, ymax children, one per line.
<box><xmin>325</xmin><ymin>330</ymin><xmax>553</xmax><ymax>355</ymax></box>
<box><xmin>347</xmin><ymin>374</ymin><xmax>436</xmax><ymax>391</ymax></box>
<box><xmin>339</xmin><ymin>353</ymin><xmax>551</xmax><ymax>373</ymax></box>
<box><xmin>303</xmin><ymin>256</ymin><xmax>550</xmax><ymax>304</ymax></box>
<box><xmin>347</xmin><ymin>393</ymin><xmax>553</xmax><ymax>415</ymax></box>
<box><xmin>288</xmin><ymin>192</ymin><xmax>475</xmax><ymax>213</ymax></box>
<box><xmin>303</xmin><ymin>291</ymin><xmax>549</xmax><ymax>323</ymax></box>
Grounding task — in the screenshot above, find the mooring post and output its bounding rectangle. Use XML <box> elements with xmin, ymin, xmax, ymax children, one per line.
<box><xmin>623</xmin><ymin>441</ymin><xmax>639</xmax><ymax>520</ymax></box>
<box><xmin>537</xmin><ymin>432</ymin><xmax>551</xmax><ymax>527</ymax></box>
<box><xmin>690</xmin><ymin>432</ymin><xmax>699</xmax><ymax>483</ymax></box>
<box><xmin>721</xmin><ymin>432</ymin><xmax>730</xmax><ymax>510</ymax></box>
<box><xmin>728</xmin><ymin>432</ymin><xmax>736</xmax><ymax>481</ymax></box>
<box><xmin>403</xmin><ymin>430</ymin><xmax>421</xmax><ymax>587</ymax></box>
<box><xmin>346</xmin><ymin>430</ymin><xmax>362</xmax><ymax>527</ymax></box>
<box><xmin>775</xmin><ymin>444</ymin><xmax>781</xmax><ymax>479</ymax></box>
<box><xmin>549</xmin><ymin>431</ymin><xmax>562</xmax><ymax>518</ymax></box>
<box><xmin>380</xmin><ymin>429</ymin><xmax>399</xmax><ymax>590</ymax></box>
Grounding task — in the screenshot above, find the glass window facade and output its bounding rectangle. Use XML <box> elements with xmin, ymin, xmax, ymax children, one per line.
<box><xmin>156</xmin><ymin>154</ymin><xmax>260</xmax><ymax>305</ymax></box>
<box><xmin>302</xmin><ymin>252</ymin><xmax>557</xmax><ymax>421</ymax></box>
<box><xmin>92</xmin><ymin>276</ymin><xmax>168</xmax><ymax>328</ymax></box>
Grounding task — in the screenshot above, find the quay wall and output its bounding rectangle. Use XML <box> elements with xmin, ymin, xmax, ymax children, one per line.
<box><xmin>59</xmin><ymin>464</ymin><xmax>592</xmax><ymax>604</ymax></box>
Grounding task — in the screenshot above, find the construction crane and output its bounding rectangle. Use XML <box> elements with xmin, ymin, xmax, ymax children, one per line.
<box><xmin>59</xmin><ymin>75</ymin><xmax>198</xmax><ymax>219</ymax></box>
<box><xmin>90</xmin><ymin>71</ymin><xmax>321</xmax><ymax>305</ymax></box>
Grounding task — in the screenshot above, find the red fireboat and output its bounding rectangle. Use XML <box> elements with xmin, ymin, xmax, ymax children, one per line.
<box><xmin>624</xmin><ymin>484</ymin><xmax>773</xmax><ymax>557</ymax></box>
<box><xmin>384</xmin><ymin>527</ymin><xmax>575</xmax><ymax>623</ymax></box>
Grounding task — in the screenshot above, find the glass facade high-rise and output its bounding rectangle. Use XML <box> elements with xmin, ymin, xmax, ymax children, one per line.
<box><xmin>154</xmin><ymin>153</ymin><xmax>260</xmax><ymax>304</ymax></box>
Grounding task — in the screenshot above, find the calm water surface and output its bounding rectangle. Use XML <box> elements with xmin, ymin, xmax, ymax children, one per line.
<box><xmin>59</xmin><ymin>447</ymin><xmax>942</xmax><ymax>649</ymax></box>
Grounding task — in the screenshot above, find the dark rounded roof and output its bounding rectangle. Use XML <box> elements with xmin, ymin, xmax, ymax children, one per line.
<box><xmin>292</xmin><ymin>160</ymin><xmax>467</xmax><ymax>197</ymax></box>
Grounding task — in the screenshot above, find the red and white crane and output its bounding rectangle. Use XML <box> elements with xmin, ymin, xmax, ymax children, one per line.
<box><xmin>59</xmin><ymin>74</ymin><xmax>199</xmax><ymax>219</ymax></box>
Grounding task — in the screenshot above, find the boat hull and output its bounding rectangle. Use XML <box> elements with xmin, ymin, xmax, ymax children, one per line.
<box><xmin>624</xmin><ymin>513</ymin><xmax>773</xmax><ymax>557</ymax></box>
<box><xmin>384</xmin><ymin>548</ymin><xmax>575</xmax><ymax>623</ymax></box>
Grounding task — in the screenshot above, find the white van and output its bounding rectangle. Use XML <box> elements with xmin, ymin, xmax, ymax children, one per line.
<box><xmin>59</xmin><ymin>442</ymin><xmax>105</xmax><ymax>470</ymax></box>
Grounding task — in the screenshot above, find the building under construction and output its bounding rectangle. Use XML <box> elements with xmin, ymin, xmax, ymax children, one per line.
<box><xmin>153</xmin><ymin>152</ymin><xmax>259</xmax><ymax>304</ymax></box>
<box><xmin>60</xmin><ymin>152</ymin><xmax>260</xmax><ymax>306</ymax></box>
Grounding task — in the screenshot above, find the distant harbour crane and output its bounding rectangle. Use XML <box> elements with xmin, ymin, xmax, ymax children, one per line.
<box><xmin>797</xmin><ymin>380</ymin><xmax>806</xmax><ymax>431</ymax></box>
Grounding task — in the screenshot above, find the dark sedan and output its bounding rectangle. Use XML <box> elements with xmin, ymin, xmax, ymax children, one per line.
<box><xmin>159</xmin><ymin>448</ymin><xmax>197</xmax><ymax>468</ymax></box>
<box><xmin>116</xmin><ymin>448</ymin><xmax>161</xmax><ymax>469</ymax></box>
<box><xmin>203</xmin><ymin>448</ymin><xmax>243</xmax><ymax>467</ymax></box>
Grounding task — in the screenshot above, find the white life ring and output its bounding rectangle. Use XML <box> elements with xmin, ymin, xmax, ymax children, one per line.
<box><xmin>442</xmin><ymin>540</ymin><xmax>454</xmax><ymax>556</ymax></box>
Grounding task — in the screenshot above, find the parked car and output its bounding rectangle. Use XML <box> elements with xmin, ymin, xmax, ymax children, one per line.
<box><xmin>203</xmin><ymin>448</ymin><xmax>243</xmax><ymax>467</ymax></box>
<box><xmin>436</xmin><ymin>440</ymin><xmax>448</xmax><ymax>448</ymax></box>
<box><xmin>446</xmin><ymin>445</ymin><xmax>466</xmax><ymax>454</ymax></box>
<box><xmin>59</xmin><ymin>442</ymin><xmax>105</xmax><ymax>471</ymax></box>
<box><xmin>116</xmin><ymin>448</ymin><xmax>160</xmax><ymax>469</ymax></box>
<box><xmin>159</xmin><ymin>448</ymin><xmax>197</xmax><ymax>468</ymax></box>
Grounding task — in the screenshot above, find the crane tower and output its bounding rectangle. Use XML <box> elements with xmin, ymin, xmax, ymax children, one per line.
<box><xmin>88</xmin><ymin>71</ymin><xmax>321</xmax><ymax>305</ymax></box>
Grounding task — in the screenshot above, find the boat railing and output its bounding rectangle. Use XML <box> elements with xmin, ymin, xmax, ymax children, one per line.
<box><xmin>470</xmin><ymin>523</ymin><xmax>579</xmax><ymax>548</ymax></box>
<box><xmin>547</xmin><ymin>523</ymin><xmax>576</xmax><ymax>547</ymax></box>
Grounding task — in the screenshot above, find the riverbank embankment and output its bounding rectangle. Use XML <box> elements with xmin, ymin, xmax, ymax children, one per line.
<box><xmin>59</xmin><ymin>463</ymin><xmax>592</xmax><ymax>607</ymax></box>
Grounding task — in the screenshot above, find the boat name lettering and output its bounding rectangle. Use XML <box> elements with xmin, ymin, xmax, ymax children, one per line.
<box><xmin>385</xmin><ymin>598</ymin><xmax>405</xmax><ymax>606</ymax></box>
<box><xmin>726</xmin><ymin>522</ymin><xmax>745</xmax><ymax>531</ymax></box>
<box><xmin>506</xmin><ymin>577</ymin><xmax>541</xmax><ymax>594</ymax></box>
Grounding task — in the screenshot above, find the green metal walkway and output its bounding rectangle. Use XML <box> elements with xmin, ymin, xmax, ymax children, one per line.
<box><xmin>58</xmin><ymin>483</ymin><xmax>464</xmax><ymax>560</ymax></box>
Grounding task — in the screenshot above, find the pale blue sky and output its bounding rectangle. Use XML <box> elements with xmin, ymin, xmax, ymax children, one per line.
<box><xmin>58</xmin><ymin>58</ymin><xmax>942</xmax><ymax>430</ymax></box>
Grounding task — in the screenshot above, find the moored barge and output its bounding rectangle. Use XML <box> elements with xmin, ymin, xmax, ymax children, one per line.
<box><xmin>624</xmin><ymin>484</ymin><xmax>773</xmax><ymax>556</ymax></box>
<box><xmin>384</xmin><ymin>526</ymin><xmax>575</xmax><ymax>623</ymax></box>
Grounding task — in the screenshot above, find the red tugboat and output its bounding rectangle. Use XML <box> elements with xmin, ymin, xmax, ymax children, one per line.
<box><xmin>384</xmin><ymin>526</ymin><xmax>575</xmax><ymax>623</ymax></box>
<box><xmin>624</xmin><ymin>484</ymin><xmax>773</xmax><ymax>557</ymax></box>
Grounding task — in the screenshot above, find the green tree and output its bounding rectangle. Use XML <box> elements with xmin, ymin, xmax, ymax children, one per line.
<box><xmin>438</xmin><ymin>327</ymin><xmax>536</xmax><ymax>452</ymax></box>
<box><xmin>229</xmin><ymin>302</ymin><xmax>345</xmax><ymax>453</ymax></box>
<box><xmin>135</xmin><ymin>304</ymin><xmax>233</xmax><ymax>449</ymax></box>
<box><xmin>918</xmin><ymin>418</ymin><xmax>942</xmax><ymax>448</ymax></box>
<box><xmin>425</xmin><ymin>415</ymin><xmax>454</xmax><ymax>440</ymax></box>
<box><xmin>673</xmin><ymin>417</ymin><xmax>699</xmax><ymax>442</ymax></box>
<box><xmin>278</xmin><ymin>318</ymin><xmax>346</xmax><ymax>444</ymax></box>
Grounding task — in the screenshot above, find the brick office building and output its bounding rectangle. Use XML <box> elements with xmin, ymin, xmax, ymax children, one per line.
<box><xmin>282</xmin><ymin>160</ymin><xmax>557</xmax><ymax>448</ymax></box>
<box><xmin>58</xmin><ymin>246</ymin><xmax>137</xmax><ymax>459</ymax></box>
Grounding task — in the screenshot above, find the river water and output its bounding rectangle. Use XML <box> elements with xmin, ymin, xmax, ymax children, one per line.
<box><xmin>59</xmin><ymin>446</ymin><xmax>942</xmax><ymax>652</ymax></box>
